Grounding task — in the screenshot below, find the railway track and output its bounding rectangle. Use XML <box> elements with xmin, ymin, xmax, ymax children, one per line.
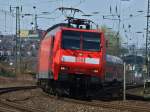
<box><xmin>0</xmin><ymin>85</ymin><xmax>149</xmax><ymax>112</ymax></box>
<box><xmin>0</xmin><ymin>85</ymin><xmax>47</xmax><ymax>112</ymax></box>
<box><xmin>0</xmin><ymin>99</ymin><xmax>46</xmax><ymax>112</ymax></box>
<box><xmin>0</xmin><ymin>86</ymin><xmax>38</xmax><ymax>94</ymax></box>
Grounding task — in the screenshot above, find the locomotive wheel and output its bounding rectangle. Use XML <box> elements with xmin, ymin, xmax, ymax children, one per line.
<box><xmin>48</xmin><ymin>80</ymin><xmax>57</xmax><ymax>95</ymax></box>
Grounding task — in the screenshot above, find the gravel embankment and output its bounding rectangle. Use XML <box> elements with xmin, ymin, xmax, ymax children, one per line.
<box><xmin>0</xmin><ymin>88</ymin><xmax>143</xmax><ymax>112</ymax></box>
<box><xmin>0</xmin><ymin>76</ymin><xmax>149</xmax><ymax>112</ymax></box>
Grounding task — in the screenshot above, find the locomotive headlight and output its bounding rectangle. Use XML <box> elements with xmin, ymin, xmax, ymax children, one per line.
<box><xmin>61</xmin><ymin>66</ymin><xmax>65</xmax><ymax>70</ymax></box>
<box><xmin>93</xmin><ymin>69</ymin><xmax>98</xmax><ymax>73</ymax></box>
<box><xmin>85</xmin><ymin>58</ymin><xmax>100</xmax><ymax>64</ymax></box>
<box><xmin>61</xmin><ymin>66</ymin><xmax>68</xmax><ymax>70</ymax></box>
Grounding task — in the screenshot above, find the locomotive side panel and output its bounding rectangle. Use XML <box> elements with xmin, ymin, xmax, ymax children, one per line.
<box><xmin>38</xmin><ymin>37</ymin><xmax>53</xmax><ymax>79</ymax></box>
<box><xmin>52</xmin><ymin>31</ymin><xmax>62</xmax><ymax>80</ymax></box>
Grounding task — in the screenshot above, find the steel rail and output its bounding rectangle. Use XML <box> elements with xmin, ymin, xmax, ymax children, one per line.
<box><xmin>0</xmin><ymin>85</ymin><xmax>44</xmax><ymax>112</ymax></box>
<box><xmin>0</xmin><ymin>85</ymin><xmax>38</xmax><ymax>94</ymax></box>
<box><xmin>0</xmin><ymin>99</ymin><xmax>46</xmax><ymax>112</ymax></box>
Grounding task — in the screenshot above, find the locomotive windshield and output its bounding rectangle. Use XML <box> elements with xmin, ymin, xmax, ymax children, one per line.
<box><xmin>82</xmin><ymin>32</ymin><xmax>100</xmax><ymax>51</ymax></box>
<box><xmin>62</xmin><ymin>30</ymin><xmax>100</xmax><ymax>51</ymax></box>
<box><xmin>62</xmin><ymin>30</ymin><xmax>80</xmax><ymax>50</ymax></box>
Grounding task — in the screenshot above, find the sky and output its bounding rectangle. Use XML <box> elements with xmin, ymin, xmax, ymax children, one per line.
<box><xmin>0</xmin><ymin>0</ymin><xmax>147</xmax><ymax>48</ymax></box>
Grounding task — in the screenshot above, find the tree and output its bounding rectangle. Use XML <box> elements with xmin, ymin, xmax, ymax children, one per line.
<box><xmin>101</xmin><ymin>25</ymin><xmax>128</xmax><ymax>56</ymax></box>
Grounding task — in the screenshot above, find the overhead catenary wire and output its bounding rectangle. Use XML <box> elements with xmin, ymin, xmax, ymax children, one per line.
<box><xmin>104</xmin><ymin>0</ymin><xmax>146</xmax><ymax>40</ymax></box>
<box><xmin>0</xmin><ymin>9</ymin><xmax>16</xmax><ymax>34</ymax></box>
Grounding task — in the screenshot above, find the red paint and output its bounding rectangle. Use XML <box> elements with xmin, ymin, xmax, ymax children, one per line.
<box><xmin>38</xmin><ymin>26</ymin><xmax>121</xmax><ymax>81</ymax></box>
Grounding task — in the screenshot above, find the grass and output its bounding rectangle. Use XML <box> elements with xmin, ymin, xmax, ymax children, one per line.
<box><xmin>0</xmin><ymin>69</ymin><xmax>16</xmax><ymax>77</ymax></box>
<box><xmin>0</xmin><ymin>61</ymin><xmax>16</xmax><ymax>77</ymax></box>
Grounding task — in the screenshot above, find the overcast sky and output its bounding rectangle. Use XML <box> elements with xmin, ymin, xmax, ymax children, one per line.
<box><xmin>0</xmin><ymin>0</ymin><xmax>147</xmax><ymax>48</ymax></box>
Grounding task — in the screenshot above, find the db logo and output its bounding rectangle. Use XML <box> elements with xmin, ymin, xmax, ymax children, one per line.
<box><xmin>76</xmin><ymin>57</ymin><xmax>84</xmax><ymax>62</ymax></box>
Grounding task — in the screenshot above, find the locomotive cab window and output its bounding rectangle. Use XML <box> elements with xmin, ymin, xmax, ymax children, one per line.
<box><xmin>62</xmin><ymin>30</ymin><xmax>100</xmax><ymax>51</ymax></box>
<box><xmin>62</xmin><ymin>30</ymin><xmax>80</xmax><ymax>50</ymax></box>
<box><xmin>83</xmin><ymin>32</ymin><xmax>100</xmax><ymax>51</ymax></box>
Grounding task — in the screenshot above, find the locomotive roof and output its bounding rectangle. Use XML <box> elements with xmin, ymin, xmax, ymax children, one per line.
<box><xmin>46</xmin><ymin>23</ymin><xmax>68</xmax><ymax>33</ymax></box>
<box><xmin>45</xmin><ymin>23</ymin><xmax>101</xmax><ymax>37</ymax></box>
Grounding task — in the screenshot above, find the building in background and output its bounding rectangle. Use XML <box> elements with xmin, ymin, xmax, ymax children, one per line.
<box><xmin>20</xmin><ymin>29</ymin><xmax>45</xmax><ymax>40</ymax></box>
<box><xmin>0</xmin><ymin>29</ymin><xmax>45</xmax><ymax>73</ymax></box>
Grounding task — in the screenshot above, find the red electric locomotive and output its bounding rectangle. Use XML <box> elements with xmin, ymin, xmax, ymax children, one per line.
<box><xmin>37</xmin><ymin>18</ymin><xmax>123</xmax><ymax>97</ymax></box>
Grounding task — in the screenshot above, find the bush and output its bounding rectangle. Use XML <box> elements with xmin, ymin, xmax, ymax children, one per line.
<box><xmin>0</xmin><ymin>68</ymin><xmax>16</xmax><ymax>77</ymax></box>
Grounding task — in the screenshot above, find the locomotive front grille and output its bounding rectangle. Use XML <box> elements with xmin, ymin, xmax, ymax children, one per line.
<box><xmin>60</xmin><ymin>65</ymin><xmax>99</xmax><ymax>74</ymax></box>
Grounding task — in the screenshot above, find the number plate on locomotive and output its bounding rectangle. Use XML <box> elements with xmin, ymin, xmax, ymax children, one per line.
<box><xmin>76</xmin><ymin>57</ymin><xmax>84</xmax><ymax>62</ymax></box>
